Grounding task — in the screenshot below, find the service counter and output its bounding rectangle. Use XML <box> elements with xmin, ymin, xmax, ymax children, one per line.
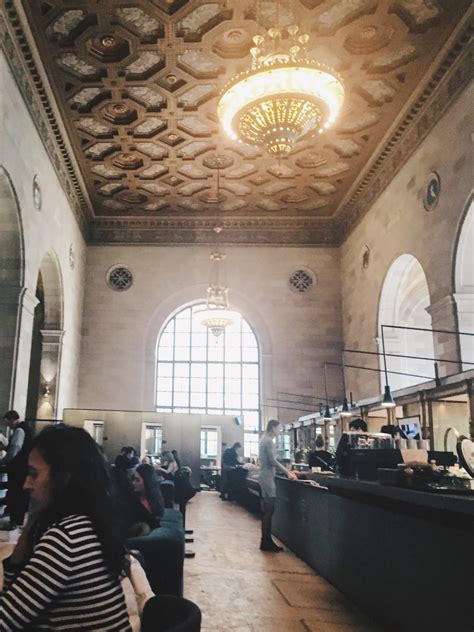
<box><xmin>272</xmin><ymin>475</ymin><xmax>474</xmax><ymax>632</ymax></box>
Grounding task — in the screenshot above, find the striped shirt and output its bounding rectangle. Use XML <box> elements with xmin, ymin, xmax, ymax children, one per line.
<box><xmin>0</xmin><ymin>514</ymin><xmax>131</xmax><ymax>631</ymax></box>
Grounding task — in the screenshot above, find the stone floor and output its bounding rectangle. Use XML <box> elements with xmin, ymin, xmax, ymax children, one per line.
<box><xmin>183</xmin><ymin>492</ymin><xmax>386</xmax><ymax>632</ymax></box>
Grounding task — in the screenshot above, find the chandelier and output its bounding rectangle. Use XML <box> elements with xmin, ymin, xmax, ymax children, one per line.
<box><xmin>217</xmin><ymin>4</ymin><xmax>344</xmax><ymax>157</ymax></box>
<box><xmin>195</xmin><ymin>157</ymin><xmax>240</xmax><ymax>337</ymax></box>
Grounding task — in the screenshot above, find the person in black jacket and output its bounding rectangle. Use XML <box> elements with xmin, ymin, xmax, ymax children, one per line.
<box><xmin>308</xmin><ymin>435</ymin><xmax>334</xmax><ymax>471</ymax></box>
<box><xmin>220</xmin><ymin>442</ymin><xmax>242</xmax><ymax>500</ymax></box>
<box><xmin>0</xmin><ymin>410</ymin><xmax>33</xmax><ymax>528</ymax></box>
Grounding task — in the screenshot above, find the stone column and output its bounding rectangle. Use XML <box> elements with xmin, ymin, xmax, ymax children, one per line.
<box><xmin>426</xmin><ymin>295</ymin><xmax>462</xmax><ymax>378</ymax></box>
<box><xmin>453</xmin><ymin>293</ymin><xmax>474</xmax><ymax>371</ymax></box>
<box><xmin>36</xmin><ymin>329</ymin><xmax>65</xmax><ymax>419</ymax></box>
<box><xmin>0</xmin><ymin>286</ymin><xmax>38</xmax><ymax>415</ymax></box>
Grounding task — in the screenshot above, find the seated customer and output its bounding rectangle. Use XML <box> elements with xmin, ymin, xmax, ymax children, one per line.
<box><xmin>130</xmin><ymin>463</ymin><xmax>165</xmax><ymax>536</ymax></box>
<box><xmin>155</xmin><ymin>450</ymin><xmax>179</xmax><ymax>479</ymax></box>
<box><xmin>115</xmin><ymin>446</ymin><xmax>139</xmax><ymax>471</ymax></box>
<box><xmin>0</xmin><ymin>425</ymin><xmax>131</xmax><ymax>631</ymax></box>
<box><xmin>308</xmin><ymin>435</ymin><xmax>334</xmax><ymax>471</ymax></box>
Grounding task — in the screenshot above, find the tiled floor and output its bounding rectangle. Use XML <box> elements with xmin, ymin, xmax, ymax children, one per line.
<box><xmin>183</xmin><ymin>492</ymin><xmax>386</xmax><ymax>632</ymax></box>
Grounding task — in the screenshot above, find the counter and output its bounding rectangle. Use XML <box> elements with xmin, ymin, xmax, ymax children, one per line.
<box><xmin>272</xmin><ymin>475</ymin><xmax>474</xmax><ymax>632</ymax></box>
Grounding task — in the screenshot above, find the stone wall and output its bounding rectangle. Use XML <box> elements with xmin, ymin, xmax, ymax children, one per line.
<box><xmin>0</xmin><ymin>51</ymin><xmax>86</xmax><ymax>416</ymax></box>
<box><xmin>341</xmin><ymin>84</ymin><xmax>473</xmax><ymax>402</ymax></box>
<box><xmin>78</xmin><ymin>245</ymin><xmax>343</xmax><ymax>425</ymax></box>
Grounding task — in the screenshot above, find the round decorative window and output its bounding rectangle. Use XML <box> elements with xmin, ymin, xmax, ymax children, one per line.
<box><xmin>289</xmin><ymin>269</ymin><xmax>314</xmax><ymax>293</ymax></box>
<box><xmin>107</xmin><ymin>265</ymin><xmax>133</xmax><ymax>292</ymax></box>
<box><xmin>423</xmin><ymin>172</ymin><xmax>441</xmax><ymax>211</ymax></box>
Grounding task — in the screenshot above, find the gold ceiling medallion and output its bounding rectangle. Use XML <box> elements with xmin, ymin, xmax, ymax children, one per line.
<box><xmin>217</xmin><ymin>1</ymin><xmax>344</xmax><ymax>158</ymax></box>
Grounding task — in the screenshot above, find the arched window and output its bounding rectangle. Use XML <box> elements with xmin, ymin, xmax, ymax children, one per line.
<box><xmin>454</xmin><ymin>199</ymin><xmax>474</xmax><ymax>370</ymax></box>
<box><xmin>156</xmin><ymin>303</ymin><xmax>260</xmax><ymax>456</ymax></box>
<box><xmin>378</xmin><ymin>254</ymin><xmax>435</xmax><ymax>391</ymax></box>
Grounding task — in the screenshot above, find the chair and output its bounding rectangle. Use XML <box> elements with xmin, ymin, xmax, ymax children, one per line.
<box><xmin>141</xmin><ymin>595</ymin><xmax>201</xmax><ymax>632</ymax></box>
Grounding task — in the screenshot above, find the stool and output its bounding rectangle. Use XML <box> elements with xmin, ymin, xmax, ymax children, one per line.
<box><xmin>141</xmin><ymin>595</ymin><xmax>201</xmax><ymax>632</ymax></box>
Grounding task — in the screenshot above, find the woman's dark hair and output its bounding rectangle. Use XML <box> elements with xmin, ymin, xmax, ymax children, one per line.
<box><xmin>171</xmin><ymin>449</ymin><xmax>181</xmax><ymax>469</ymax></box>
<box><xmin>349</xmin><ymin>418</ymin><xmax>368</xmax><ymax>432</ymax></box>
<box><xmin>135</xmin><ymin>463</ymin><xmax>165</xmax><ymax>520</ymax></box>
<box><xmin>32</xmin><ymin>425</ymin><xmax>127</xmax><ymax>577</ymax></box>
<box><xmin>265</xmin><ymin>419</ymin><xmax>280</xmax><ymax>434</ymax></box>
<box><xmin>315</xmin><ymin>435</ymin><xmax>325</xmax><ymax>449</ymax></box>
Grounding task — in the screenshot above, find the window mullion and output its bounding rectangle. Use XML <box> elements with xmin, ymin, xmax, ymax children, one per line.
<box><xmin>171</xmin><ymin>317</ymin><xmax>176</xmax><ymax>412</ymax></box>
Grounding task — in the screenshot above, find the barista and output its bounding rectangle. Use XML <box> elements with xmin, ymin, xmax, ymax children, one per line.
<box><xmin>334</xmin><ymin>418</ymin><xmax>368</xmax><ymax>475</ymax></box>
<box><xmin>308</xmin><ymin>435</ymin><xmax>334</xmax><ymax>471</ymax></box>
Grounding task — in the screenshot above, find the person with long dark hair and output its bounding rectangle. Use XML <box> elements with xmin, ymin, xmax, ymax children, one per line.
<box><xmin>0</xmin><ymin>425</ymin><xmax>131</xmax><ymax>631</ymax></box>
<box><xmin>130</xmin><ymin>463</ymin><xmax>165</xmax><ymax>536</ymax></box>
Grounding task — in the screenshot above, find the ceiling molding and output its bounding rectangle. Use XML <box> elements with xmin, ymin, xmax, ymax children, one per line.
<box><xmin>1</xmin><ymin>1</ymin><xmax>91</xmax><ymax>235</ymax></box>
<box><xmin>1</xmin><ymin>1</ymin><xmax>472</xmax><ymax>246</ymax></box>
<box><xmin>337</xmin><ymin>18</ymin><xmax>474</xmax><ymax>239</ymax></box>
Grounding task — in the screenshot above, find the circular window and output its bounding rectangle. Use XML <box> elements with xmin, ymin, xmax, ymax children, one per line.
<box><xmin>423</xmin><ymin>172</ymin><xmax>441</xmax><ymax>211</ymax></box>
<box><xmin>107</xmin><ymin>265</ymin><xmax>133</xmax><ymax>292</ymax></box>
<box><xmin>289</xmin><ymin>269</ymin><xmax>315</xmax><ymax>293</ymax></box>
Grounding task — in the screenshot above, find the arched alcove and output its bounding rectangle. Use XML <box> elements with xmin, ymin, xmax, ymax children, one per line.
<box><xmin>454</xmin><ymin>199</ymin><xmax>474</xmax><ymax>370</ymax></box>
<box><xmin>378</xmin><ymin>254</ymin><xmax>435</xmax><ymax>391</ymax></box>
<box><xmin>155</xmin><ymin>301</ymin><xmax>261</xmax><ymax>457</ymax></box>
<box><xmin>0</xmin><ymin>167</ymin><xmax>24</xmax><ymax>411</ymax></box>
<box><xmin>25</xmin><ymin>250</ymin><xmax>64</xmax><ymax>420</ymax></box>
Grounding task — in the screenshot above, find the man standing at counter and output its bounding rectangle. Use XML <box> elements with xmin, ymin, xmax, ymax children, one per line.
<box><xmin>259</xmin><ymin>419</ymin><xmax>297</xmax><ymax>552</ymax></box>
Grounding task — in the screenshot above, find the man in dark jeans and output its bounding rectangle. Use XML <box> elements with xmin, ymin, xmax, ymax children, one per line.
<box><xmin>0</xmin><ymin>410</ymin><xmax>33</xmax><ymax>528</ymax></box>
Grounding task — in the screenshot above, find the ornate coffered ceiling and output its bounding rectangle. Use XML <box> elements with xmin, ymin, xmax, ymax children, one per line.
<box><xmin>2</xmin><ymin>1</ymin><xmax>473</xmax><ymax>244</ymax></box>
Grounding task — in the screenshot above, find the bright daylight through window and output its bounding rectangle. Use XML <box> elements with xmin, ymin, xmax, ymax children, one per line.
<box><xmin>156</xmin><ymin>304</ymin><xmax>260</xmax><ymax>457</ymax></box>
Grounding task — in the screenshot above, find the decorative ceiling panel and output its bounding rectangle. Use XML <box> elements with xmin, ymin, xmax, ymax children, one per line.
<box><xmin>3</xmin><ymin>0</ymin><xmax>473</xmax><ymax>243</ymax></box>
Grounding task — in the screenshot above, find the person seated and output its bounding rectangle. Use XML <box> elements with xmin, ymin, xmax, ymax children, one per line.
<box><xmin>0</xmin><ymin>425</ymin><xmax>131</xmax><ymax>631</ymax></box>
<box><xmin>154</xmin><ymin>450</ymin><xmax>178</xmax><ymax>480</ymax></box>
<box><xmin>115</xmin><ymin>446</ymin><xmax>139</xmax><ymax>471</ymax></box>
<box><xmin>171</xmin><ymin>449</ymin><xmax>181</xmax><ymax>469</ymax></box>
<box><xmin>308</xmin><ymin>435</ymin><xmax>334</xmax><ymax>471</ymax></box>
<box><xmin>129</xmin><ymin>464</ymin><xmax>165</xmax><ymax>537</ymax></box>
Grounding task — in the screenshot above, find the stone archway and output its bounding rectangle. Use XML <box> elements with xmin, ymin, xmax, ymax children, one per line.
<box><xmin>25</xmin><ymin>251</ymin><xmax>64</xmax><ymax>420</ymax></box>
<box><xmin>454</xmin><ymin>199</ymin><xmax>474</xmax><ymax>370</ymax></box>
<box><xmin>0</xmin><ymin>167</ymin><xmax>24</xmax><ymax>412</ymax></box>
<box><xmin>378</xmin><ymin>254</ymin><xmax>435</xmax><ymax>392</ymax></box>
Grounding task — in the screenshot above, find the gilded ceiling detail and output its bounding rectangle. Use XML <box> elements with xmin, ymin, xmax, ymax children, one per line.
<box><xmin>1</xmin><ymin>0</ymin><xmax>472</xmax><ymax>244</ymax></box>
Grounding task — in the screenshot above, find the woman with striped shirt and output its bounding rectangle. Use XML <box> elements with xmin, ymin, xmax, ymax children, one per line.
<box><xmin>0</xmin><ymin>425</ymin><xmax>132</xmax><ymax>631</ymax></box>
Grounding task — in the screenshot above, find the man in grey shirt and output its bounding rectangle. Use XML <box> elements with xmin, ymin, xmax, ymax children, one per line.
<box><xmin>259</xmin><ymin>419</ymin><xmax>296</xmax><ymax>552</ymax></box>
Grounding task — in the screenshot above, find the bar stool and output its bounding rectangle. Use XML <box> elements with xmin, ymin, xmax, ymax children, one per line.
<box><xmin>140</xmin><ymin>595</ymin><xmax>201</xmax><ymax>632</ymax></box>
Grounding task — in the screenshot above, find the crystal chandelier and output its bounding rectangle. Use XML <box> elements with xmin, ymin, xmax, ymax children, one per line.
<box><xmin>196</xmin><ymin>252</ymin><xmax>239</xmax><ymax>338</ymax></box>
<box><xmin>195</xmin><ymin>157</ymin><xmax>239</xmax><ymax>337</ymax></box>
<box><xmin>217</xmin><ymin>3</ymin><xmax>344</xmax><ymax>157</ymax></box>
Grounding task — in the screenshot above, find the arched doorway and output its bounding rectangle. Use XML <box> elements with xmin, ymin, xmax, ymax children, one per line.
<box><xmin>0</xmin><ymin>167</ymin><xmax>24</xmax><ymax>412</ymax></box>
<box><xmin>454</xmin><ymin>199</ymin><xmax>474</xmax><ymax>370</ymax></box>
<box><xmin>25</xmin><ymin>251</ymin><xmax>64</xmax><ymax>420</ymax></box>
<box><xmin>378</xmin><ymin>255</ymin><xmax>435</xmax><ymax>392</ymax></box>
